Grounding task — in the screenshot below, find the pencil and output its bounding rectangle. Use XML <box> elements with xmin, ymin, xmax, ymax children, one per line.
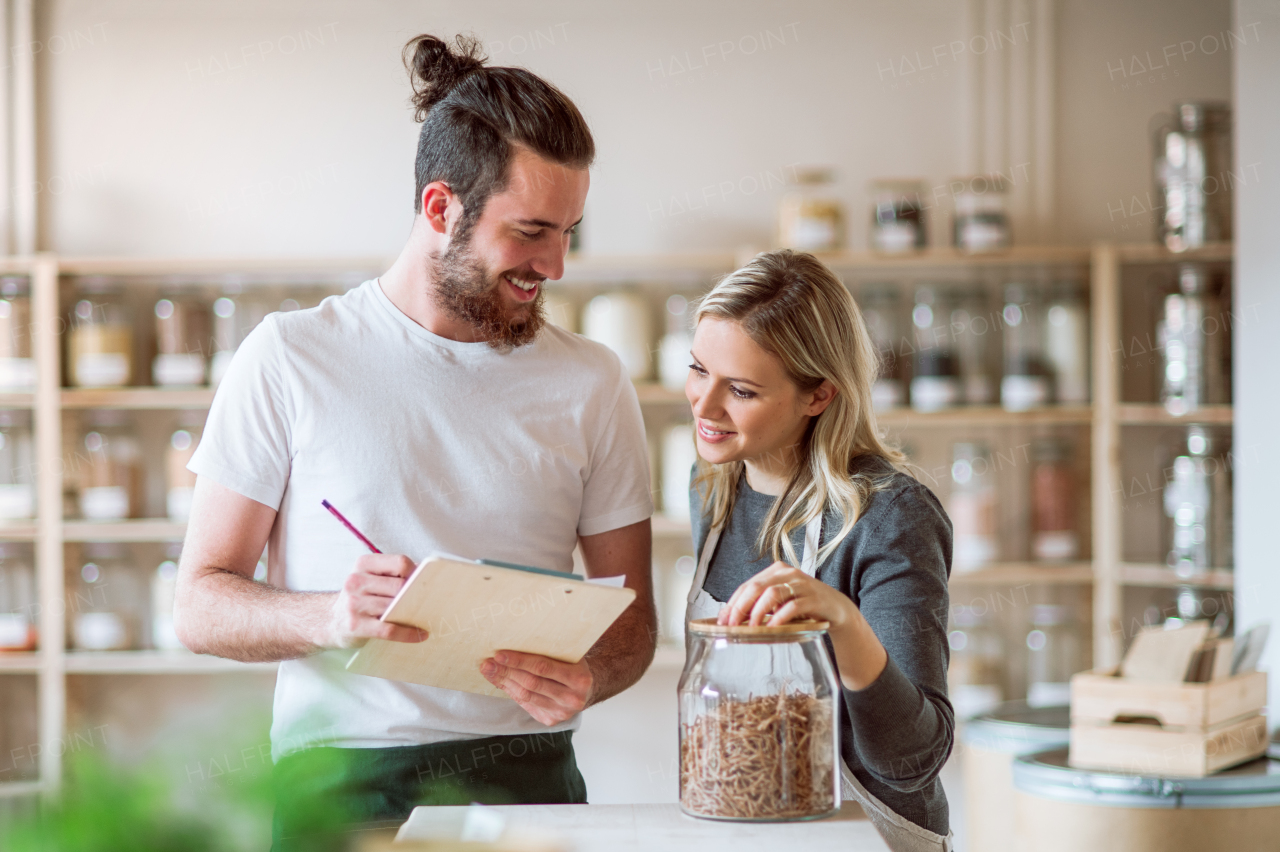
<box><xmin>321</xmin><ymin>499</ymin><xmax>382</xmax><ymax>554</ymax></box>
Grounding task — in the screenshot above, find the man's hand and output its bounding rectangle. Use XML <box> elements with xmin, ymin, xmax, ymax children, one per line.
<box><xmin>319</xmin><ymin>554</ymin><xmax>427</xmax><ymax>649</ymax></box>
<box><xmin>480</xmin><ymin>650</ymin><xmax>594</xmax><ymax>726</ymax></box>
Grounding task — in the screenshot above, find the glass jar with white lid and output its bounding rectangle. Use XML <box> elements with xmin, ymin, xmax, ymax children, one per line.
<box><xmin>68</xmin><ymin>278</ymin><xmax>133</xmax><ymax>388</ymax></box>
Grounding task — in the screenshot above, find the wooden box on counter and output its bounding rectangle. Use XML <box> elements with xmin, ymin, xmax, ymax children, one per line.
<box><xmin>1068</xmin><ymin>669</ymin><xmax>1269</xmax><ymax>777</ymax></box>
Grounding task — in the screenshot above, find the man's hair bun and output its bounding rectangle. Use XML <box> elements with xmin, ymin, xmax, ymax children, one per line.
<box><xmin>403</xmin><ymin>34</ymin><xmax>487</xmax><ymax>122</ymax></box>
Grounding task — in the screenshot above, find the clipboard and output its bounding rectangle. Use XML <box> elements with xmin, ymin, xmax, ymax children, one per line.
<box><xmin>345</xmin><ymin>554</ymin><xmax>636</xmax><ymax>698</ymax></box>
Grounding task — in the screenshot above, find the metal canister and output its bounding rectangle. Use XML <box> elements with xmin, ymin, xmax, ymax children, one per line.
<box><xmin>1014</xmin><ymin>748</ymin><xmax>1280</xmax><ymax>852</ymax></box>
<box><xmin>961</xmin><ymin>702</ymin><xmax>1071</xmax><ymax>852</ymax></box>
<box><xmin>1154</xmin><ymin>102</ymin><xmax>1232</xmax><ymax>251</ymax></box>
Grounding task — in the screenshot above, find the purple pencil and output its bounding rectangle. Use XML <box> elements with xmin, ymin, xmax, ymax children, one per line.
<box><xmin>321</xmin><ymin>499</ymin><xmax>382</xmax><ymax>554</ymax></box>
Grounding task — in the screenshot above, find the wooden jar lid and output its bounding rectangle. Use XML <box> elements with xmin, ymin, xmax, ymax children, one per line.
<box><xmin>687</xmin><ymin>617</ymin><xmax>830</xmax><ymax>636</ymax></box>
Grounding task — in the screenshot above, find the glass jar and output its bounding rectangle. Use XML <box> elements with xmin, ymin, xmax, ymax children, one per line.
<box><xmin>658</xmin><ymin>294</ymin><xmax>693</xmax><ymax>391</ymax></box>
<box><xmin>949</xmin><ymin>442</ymin><xmax>997</xmax><ymax>572</ymax></box>
<box><xmin>778</xmin><ymin>168</ymin><xmax>844</xmax><ymax>252</ymax></box>
<box><xmin>151</xmin><ymin>543</ymin><xmax>185</xmax><ymax>651</ymax></box>
<box><xmin>947</xmin><ymin>606</ymin><xmax>1004</xmax><ymax>719</ymax></box>
<box><xmin>0</xmin><ymin>544</ymin><xmax>37</xmax><ymax>651</ymax></box>
<box><xmin>661</xmin><ymin>422</ymin><xmax>697</xmax><ymax>520</ymax></box>
<box><xmin>583</xmin><ymin>292</ymin><xmax>653</xmax><ymax>381</ymax></box>
<box><xmin>211</xmin><ymin>293</ymin><xmax>270</xmax><ymax>386</ymax></box>
<box><xmin>152</xmin><ymin>296</ymin><xmax>210</xmax><ymax>386</ymax></box>
<box><xmin>951</xmin><ymin>286</ymin><xmax>995</xmax><ymax>405</ymax></box>
<box><xmin>858</xmin><ymin>286</ymin><xmax>905</xmax><ymax>411</ymax></box>
<box><xmin>910</xmin><ymin>285</ymin><xmax>961</xmax><ymax>412</ymax></box>
<box><xmin>1031</xmin><ymin>439</ymin><xmax>1078</xmax><ymax>562</ymax></box>
<box><xmin>1044</xmin><ymin>280</ymin><xmax>1090</xmax><ymax>404</ymax></box>
<box><xmin>1025</xmin><ymin>604</ymin><xmax>1082</xmax><ymax>708</ymax></box>
<box><xmin>679</xmin><ymin>618</ymin><xmax>839</xmax><ymax>821</ymax></box>
<box><xmin>1158</xmin><ymin>264</ymin><xmax>1225</xmax><ymax>415</ymax></box>
<box><xmin>0</xmin><ymin>409</ymin><xmax>35</xmax><ymax>520</ymax></box>
<box><xmin>71</xmin><ymin>543</ymin><xmax>142</xmax><ymax>651</ymax></box>
<box><xmin>68</xmin><ymin>280</ymin><xmax>133</xmax><ymax>388</ymax></box>
<box><xmin>166</xmin><ymin>414</ymin><xmax>203</xmax><ymax>521</ymax></box>
<box><xmin>952</xmin><ymin>175</ymin><xmax>1010</xmax><ymax>252</ymax></box>
<box><xmin>1000</xmin><ymin>283</ymin><xmax>1050</xmax><ymax>411</ymax></box>
<box><xmin>79</xmin><ymin>411</ymin><xmax>142</xmax><ymax>520</ymax></box>
<box><xmin>0</xmin><ymin>275</ymin><xmax>34</xmax><ymax>390</ymax></box>
<box><xmin>1163</xmin><ymin>427</ymin><xmax>1232</xmax><ymax>575</ymax></box>
<box><xmin>868</xmin><ymin>179</ymin><xmax>926</xmax><ymax>253</ymax></box>
<box><xmin>1154</xmin><ymin>102</ymin><xmax>1232</xmax><ymax>251</ymax></box>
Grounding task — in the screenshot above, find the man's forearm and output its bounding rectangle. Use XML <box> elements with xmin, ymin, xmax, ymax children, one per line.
<box><xmin>176</xmin><ymin>567</ymin><xmax>333</xmax><ymax>663</ymax></box>
<box><xmin>583</xmin><ymin>597</ymin><xmax>658</xmax><ymax>706</ymax></box>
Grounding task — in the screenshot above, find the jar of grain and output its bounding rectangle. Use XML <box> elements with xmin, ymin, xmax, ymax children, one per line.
<box><xmin>0</xmin><ymin>276</ymin><xmax>34</xmax><ymax>390</ymax></box>
<box><xmin>68</xmin><ymin>280</ymin><xmax>133</xmax><ymax>388</ymax></box>
<box><xmin>78</xmin><ymin>410</ymin><xmax>141</xmax><ymax>520</ymax></box>
<box><xmin>166</xmin><ymin>413</ymin><xmax>203</xmax><ymax>521</ymax></box>
<box><xmin>152</xmin><ymin>296</ymin><xmax>210</xmax><ymax>386</ymax></box>
<box><xmin>679</xmin><ymin>618</ymin><xmax>839</xmax><ymax>821</ymax></box>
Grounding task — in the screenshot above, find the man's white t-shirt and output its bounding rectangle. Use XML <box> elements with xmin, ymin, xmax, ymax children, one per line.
<box><xmin>189</xmin><ymin>280</ymin><xmax>653</xmax><ymax>760</ymax></box>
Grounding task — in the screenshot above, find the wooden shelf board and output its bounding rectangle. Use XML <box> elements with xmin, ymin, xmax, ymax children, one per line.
<box><xmin>1117</xmin><ymin>403</ymin><xmax>1233</xmax><ymax>425</ymax></box>
<box><xmin>879</xmin><ymin>405</ymin><xmax>1093</xmax><ymax>426</ymax></box>
<box><xmin>62</xmin><ymin>519</ymin><xmax>186</xmax><ymax>542</ymax></box>
<box><xmin>56</xmin><ymin>256</ymin><xmax>392</xmax><ymax>278</ymax></box>
<box><xmin>64</xmin><ymin>651</ymin><xmax>278</xmax><ymax>674</ymax></box>
<box><xmin>61</xmin><ymin>388</ymin><xmax>215</xmax><ymax>409</ymax></box>
<box><xmin>0</xmin><ymin>652</ymin><xmax>42</xmax><ymax>672</ymax></box>
<box><xmin>950</xmin><ymin>562</ymin><xmax>1094</xmax><ymax>585</ymax></box>
<box><xmin>0</xmin><ymin>522</ymin><xmax>37</xmax><ymax>540</ymax></box>
<box><xmin>1113</xmin><ymin>242</ymin><xmax>1233</xmax><ymax>264</ymax></box>
<box><xmin>0</xmin><ymin>780</ymin><xmax>45</xmax><ymax>798</ymax></box>
<box><xmin>0</xmin><ymin>392</ymin><xmax>34</xmax><ymax>407</ymax></box>
<box><xmin>1120</xmin><ymin>563</ymin><xmax>1234</xmax><ymax>590</ymax></box>
<box><xmin>818</xmin><ymin>245</ymin><xmax>1092</xmax><ymax>268</ymax></box>
<box><xmin>560</xmin><ymin>252</ymin><xmax>735</xmax><ymax>283</ymax></box>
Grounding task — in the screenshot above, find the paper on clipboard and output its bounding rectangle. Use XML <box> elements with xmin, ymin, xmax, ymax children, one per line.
<box><xmin>345</xmin><ymin>554</ymin><xmax>635</xmax><ymax>697</ymax></box>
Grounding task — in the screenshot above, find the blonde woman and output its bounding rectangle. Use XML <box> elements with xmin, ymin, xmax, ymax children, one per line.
<box><xmin>684</xmin><ymin>250</ymin><xmax>954</xmax><ymax>852</ymax></box>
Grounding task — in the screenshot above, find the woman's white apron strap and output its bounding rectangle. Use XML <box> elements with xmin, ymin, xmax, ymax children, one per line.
<box><xmin>683</xmin><ymin>512</ymin><xmax>954</xmax><ymax>852</ymax></box>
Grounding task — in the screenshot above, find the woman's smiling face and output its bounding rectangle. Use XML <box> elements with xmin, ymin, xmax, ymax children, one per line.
<box><xmin>686</xmin><ymin>317</ymin><xmax>833</xmax><ymax>482</ymax></box>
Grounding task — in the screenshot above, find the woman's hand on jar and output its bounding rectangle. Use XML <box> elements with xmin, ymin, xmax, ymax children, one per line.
<box><xmin>717</xmin><ymin>563</ymin><xmax>857</xmax><ymax>631</ymax></box>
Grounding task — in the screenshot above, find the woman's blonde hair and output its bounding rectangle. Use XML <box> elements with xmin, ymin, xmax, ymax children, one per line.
<box><xmin>692</xmin><ymin>249</ymin><xmax>904</xmax><ymax>567</ymax></box>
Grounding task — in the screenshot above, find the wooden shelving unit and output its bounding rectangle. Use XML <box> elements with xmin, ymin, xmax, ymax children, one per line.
<box><xmin>0</xmin><ymin>245</ymin><xmax>1235</xmax><ymax>799</ymax></box>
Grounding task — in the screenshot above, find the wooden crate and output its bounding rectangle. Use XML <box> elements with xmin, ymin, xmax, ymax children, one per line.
<box><xmin>1068</xmin><ymin>669</ymin><xmax>1269</xmax><ymax>776</ymax></box>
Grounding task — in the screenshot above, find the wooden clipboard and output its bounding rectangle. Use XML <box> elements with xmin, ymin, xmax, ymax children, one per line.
<box><xmin>345</xmin><ymin>555</ymin><xmax>635</xmax><ymax>698</ymax></box>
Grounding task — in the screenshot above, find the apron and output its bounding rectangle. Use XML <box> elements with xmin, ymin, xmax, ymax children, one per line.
<box><xmin>685</xmin><ymin>515</ymin><xmax>955</xmax><ymax>852</ymax></box>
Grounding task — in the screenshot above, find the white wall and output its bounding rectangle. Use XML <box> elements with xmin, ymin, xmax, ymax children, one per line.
<box><xmin>35</xmin><ymin>0</ymin><xmax>1231</xmax><ymax>257</ymax></box>
<box><xmin>1233</xmin><ymin>0</ymin><xmax>1280</xmax><ymax>717</ymax></box>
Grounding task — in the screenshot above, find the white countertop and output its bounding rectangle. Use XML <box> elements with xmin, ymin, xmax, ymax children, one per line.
<box><xmin>395</xmin><ymin>802</ymin><xmax>889</xmax><ymax>851</ymax></box>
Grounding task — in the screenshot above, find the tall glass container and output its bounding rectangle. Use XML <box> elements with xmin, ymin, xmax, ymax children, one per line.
<box><xmin>1025</xmin><ymin>604</ymin><xmax>1082</xmax><ymax>708</ymax></box>
<box><xmin>71</xmin><ymin>543</ymin><xmax>142</xmax><ymax>651</ymax></box>
<box><xmin>1154</xmin><ymin>102</ymin><xmax>1232</xmax><ymax>251</ymax></box>
<box><xmin>953</xmin><ymin>175</ymin><xmax>1010</xmax><ymax>252</ymax></box>
<box><xmin>679</xmin><ymin>618</ymin><xmax>839</xmax><ymax>821</ymax></box>
<box><xmin>949</xmin><ymin>442</ymin><xmax>997</xmax><ymax>573</ymax></box>
<box><xmin>211</xmin><ymin>293</ymin><xmax>270</xmax><ymax>386</ymax></box>
<box><xmin>951</xmin><ymin>286</ymin><xmax>995</xmax><ymax>405</ymax></box>
<box><xmin>1044</xmin><ymin>280</ymin><xmax>1090</xmax><ymax>404</ymax></box>
<box><xmin>79</xmin><ymin>411</ymin><xmax>142</xmax><ymax>520</ymax></box>
<box><xmin>947</xmin><ymin>606</ymin><xmax>1005</xmax><ymax>719</ymax></box>
<box><xmin>1000</xmin><ymin>283</ymin><xmax>1050</xmax><ymax>411</ymax></box>
<box><xmin>858</xmin><ymin>286</ymin><xmax>905</xmax><ymax>411</ymax></box>
<box><xmin>166</xmin><ymin>414</ymin><xmax>202</xmax><ymax>521</ymax></box>
<box><xmin>151</xmin><ymin>543</ymin><xmax>185</xmax><ymax>651</ymax></box>
<box><xmin>0</xmin><ymin>410</ymin><xmax>35</xmax><ymax>520</ymax></box>
<box><xmin>583</xmin><ymin>292</ymin><xmax>653</xmax><ymax>381</ymax></box>
<box><xmin>68</xmin><ymin>279</ymin><xmax>133</xmax><ymax>388</ymax></box>
<box><xmin>0</xmin><ymin>276</ymin><xmax>34</xmax><ymax>390</ymax></box>
<box><xmin>152</xmin><ymin>296</ymin><xmax>210</xmax><ymax>386</ymax></box>
<box><xmin>910</xmin><ymin>286</ymin><xmax>961</xmax><ymax>412</ymax></box>
<box><xmin>659</xmin><ymin>294</ymin><xmax>693</xmax><ymax>391</ymax></box>
<box><xmin>1031</xmin><ymin>439</ymin><xmax>1078</xmax><ymax>562</ymax></box>
<box><xmin>1163</xmin><ymin>427</ymin><xmax>1232</xmax><ymax>576</ymax></box>
<box><xmin>0</xmin><ymin>544</ymin><xmax>36</xmax><ymax>650</ymax></box>
<box><xmin>1158</xmin><ymin>264</ymin><xmax>1224</xmax><ymax>415</ymax></box>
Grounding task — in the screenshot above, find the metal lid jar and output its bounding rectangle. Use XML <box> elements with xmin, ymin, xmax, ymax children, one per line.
<box><xmin>678</xmin><ymin>617</ymin><xmax>839</xmax><ymax>821</ymax></box>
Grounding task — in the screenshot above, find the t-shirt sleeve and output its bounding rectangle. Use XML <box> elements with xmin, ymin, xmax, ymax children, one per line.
<box><xmin>576</xmin><ymin>363</ymin><xmax>654</xmax><ymax>537</ymax></box>
<box><xmin>188</xmin><ymin>316</ymin><xmax>293</xmax><ymax>509</ymax></box>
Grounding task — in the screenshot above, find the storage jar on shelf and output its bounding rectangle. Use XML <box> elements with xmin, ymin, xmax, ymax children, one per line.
<box><xmin>151</xmin><ymin>543</ymin><xmax>185</xmax><ymax>651</ymax></box>
<box><xmin>661</xmin><ymin>422</ymin><xmax>697</xmax><ymax>520</ymax></box>
<box><xmin>1163</xmin><ymin>426</ymin><xmax>1232</xmax><ymax>576</ymax></box>
<box><xmin>211</xmin><ymin>292</ymin><xmax>270</xmax><ymax>386</ymax></box>
<box><xmin>583</xmin><ymin>291</ymin><xmax>652</xmax><ymax>381</ymax></box>
<box><xmin>78</xmin><ymin>410</ymin><xmax>142</xmax><ymax>520</ymax></box>
<box><xmin>868</xmin><ymin>179</ymin><xmax>926</xmax><ymax>253</ymax></box>
<box><xmin>1024</xmin><ymin>604</ymin><xmax>1081</xmax><ymax>708</ymax></box>
<box><xmin>0</xmin><ymin>544</ymin><xmax>36</xmax><ymax>650</ymax></box>
<box><xmin>1030</xmin><ymin>439</ymin><xmax>1078</xmax><ymax>562</ymax></box>
<box><xmin>947</xmin><ymin>605</ymin><xmax>1005</xmax><ymax>719</ymax></box>
<box><xmin>778</xmin><ymin>168</ymin><xmax>844</xmax><ymax>252</ymax></box>
<box><xmin>1153</xmin><ymin>102</ymin><xmax>1232</xmax><ymax>252</ymax></box>
<box><xmin>949</xmin><ymin>441</ymin><xmax>997</xmax><ymax>572</ymax></box>
<box><xmin>658</xmin><ymin>294</ymin><xmax>693</xmax><ymax>391</ymax></box>
<box><xmin>910</xmin><ymin>285</ymin><xmax>961</xmax><ymax>412</ymax></box>
<box><xmin>679</xmin><ymin>618</ymin><xmax>839</xmax><ymax>821</ymax></box>
<box><xmin>0</xmin><ymin>275</ymin><xmax>34</xmax><ymax>390</ymax></box>
<box><xmin>166</xmin><ymin>414</ymin><xmax>203</xmax><ymax>521</ymax></box>
<box><xmin>951</xmin><ymin>286</ymin><xmax>995</xmax><ymax>405</ymax></box>
<box><xmin>1000</xmin><ymin>283</ymin><xmax>1050</xmax><ymax>411</ymax></box>
<box><xmin>71</xmin><ymin>543</ymin><xmax>142</xmax><ymax>651</ymax></box>
<box><xmin>1157</xmin><ymin>263</ymin><xmax>1227</xmax><ymax>415</ymax></box>
<box><xmin>152</xmin><ymin>296</ymin><xmax>210</xmax><ymax>386</ymax></box>
<box><xmin>0</xmin><ymin>409</ymin><xmax>35</xmax><ymax>520</ymax></box>
<box><xmin>68</xmin><ymin>279</ymin><xmax>133</xmax><ymax>388</ymax></box>
<box><xmin>952</xmin><ymin>175</ymin><xmax>1010</xmax><ymax>252</ymax></box>
<box><xmin>1044</xmin><ymin>280</ymin><xmax>1089</xmax><ymax>404</ymax></box>
<box><xmin>858</xmin><ymin>285</ymin><xmax>905</xmax><ymax>411</ymax></box>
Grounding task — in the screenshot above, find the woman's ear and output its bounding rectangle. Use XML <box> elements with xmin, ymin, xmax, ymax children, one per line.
<box><xmin>805</xmin><ymin>380</ymin><xmax>838</xmax><ymax>417</ymax></box>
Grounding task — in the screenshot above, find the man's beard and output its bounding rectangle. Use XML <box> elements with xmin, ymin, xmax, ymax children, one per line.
<box><xmin>429</xmin><ymin>222</ymin><xmax>546</xmax><ymax>351</ymax></box>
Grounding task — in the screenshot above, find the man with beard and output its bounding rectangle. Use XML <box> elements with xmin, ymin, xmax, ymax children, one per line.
<box><xmin>173</xmin><ymin>34</ymin><xmax>656</xmax><ymax>849</ymax></box>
